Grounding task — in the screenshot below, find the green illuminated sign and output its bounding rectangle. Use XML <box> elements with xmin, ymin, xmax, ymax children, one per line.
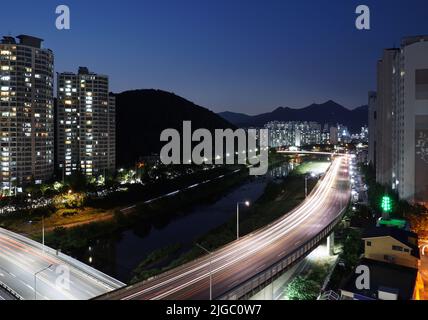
<box><xmin>381</xmin><ymin>195</ymin><xmax>393</xmax><ymax>213</ymax></box>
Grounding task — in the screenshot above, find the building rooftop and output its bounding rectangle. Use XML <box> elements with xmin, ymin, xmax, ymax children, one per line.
<box><xmin>1</xmin><ymin>36</ymin><xmax>16</xmax><ymax>44</ymax></box>
<box><xmin>402</xmin><ymin>35</ymin><xmax>428</xmax><ymax>47</ymax></box>
<box><xmin>59</xmin><ymin>67</ymin><xmax>108</xmax><ymax>78</ymax></box>
<box><xmin>341</xmin><ymin>258</ymin><xmax>418</xmax><ymax>300</ymax></box>
<box><xmin>1</xmin><ymin>35</ymin><xmax>44</xmax><ymax>48</ymax></box>
<box><xmin>362</xmin><ymin>226</ymin><xmax>419</xmax><ymax>259</ymax></box>
<box><xmin>78</xmin><ymin>67</ymin><xmax>91</xmax><ymax>75</ymax></box>
<box><xmin>16</xmin><ymin>35</ymin><xmax>44</xmax><ymax>48</ymax></box>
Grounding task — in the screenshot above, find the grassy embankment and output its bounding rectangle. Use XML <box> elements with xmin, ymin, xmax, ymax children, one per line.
<box><xmin>0</xmin><ymin>150</ymin><xmax>288</xmax><ymax>236</ymax></box>
<box><xmin>283</xmin><ymin>262</ymin><xmax>333</xmax><ymax>300</ymax></box>
<box><xmin>41</xmin><ymin>167</ymin><xmax>250</xmax><ymax>252</ymax></box>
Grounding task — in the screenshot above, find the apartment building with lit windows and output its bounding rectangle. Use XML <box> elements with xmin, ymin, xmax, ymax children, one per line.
<box><xmin>0</xmin><ymin>35</ymin><xmax>54</xmax><ymax>194</ymax></box>
<box><xmin>265</xmin><ymin>121</ymin><xmax>322</xmax><ymax>148</ymax></box>
<box><xmin>392</xmin><ymin>36</ymin><xmax>428</xmax><ymax>203</ymax></box>
<box><xmin>56</xmin><ymin>67</ymin><xmax>115</xmax><ymax>177</ymax></box>
<box><xmin>376</xmin><ymin>48</ymin><xmax>399</xmax><ymax>187</ymax></box>
<box><xmin>372</xmin><ymin>36</ymin><xmax>428</xmax><ymax>204</ymax></box>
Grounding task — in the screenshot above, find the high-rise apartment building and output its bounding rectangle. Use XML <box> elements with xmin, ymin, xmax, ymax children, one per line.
<box><xmin>321</xmin><ymin>124</ymin><xmax>331</xmax><ymax>145</ymax></box>
<box><xmin>265</xmin><ymin>121</ymin><xmax>322</xmax><ymax>148</ymax></box>
<box><xmin>376</xmin><ymin>48</ymin><xmax>399</xmax><ymax>187</ymax></box>
<box><xmin>392</xmin><ymin>36</ymin><xmax>428</xmax><ymax>203</ymax></box>
<box><xmin>329</xmin><ymin>126</ymin><xmax>338</xmax><ymax>145</ymax></box>
<box><xmin>0</xmin><ymin>35</ymin><xmax>54</xmax><ymax>194</ymax></box>
<box><xmin>372</xmin><ymin>36</ymin><xmax>428</xmax><ymax>204</ymax></box>
<box><xmin>56</xmin><ymin>67</ymin><xmax>115</xmax><ymax>177</ymax></box>
<box><xmin>368</xmin><ymin>91</ymin><xmax>377</xmax><ymax>167</ymax></box>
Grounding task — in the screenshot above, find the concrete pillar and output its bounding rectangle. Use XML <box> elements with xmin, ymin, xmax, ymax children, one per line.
<box><xmin>327</xmin><ymin>232</ymin><xmax>335</xmax><ymax>256</ymax></box>
<box><xmin>263</xmin><ymin>281</ymin><xmax>273</xmax><ymax>300</ymax></box>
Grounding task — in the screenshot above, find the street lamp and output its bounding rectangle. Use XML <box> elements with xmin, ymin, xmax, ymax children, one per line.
<box><xmin>305</xmin><ymin>172</ymin><xmax>316</xmax><ymax>198</ymax></box>
<box><xmin>34</xmin><ymin>264</ymin><xmax>53</xmax><ymax>300</ymax></box>
<box><xmin>42</xmin><ymin>216</ymin><xmax>45</xmax><ymax>253</ymax></box>
<box><xmin>236</xmin><ymin>201</ymin><xmax>250</xmax><ymax>240</ymax></box>
<box><xmin>196</xmin><ymin>243</ymin><xmax>213</xmax><ymax>301</ymax></box>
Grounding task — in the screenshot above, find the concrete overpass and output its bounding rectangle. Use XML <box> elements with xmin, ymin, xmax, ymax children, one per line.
<box><xmin>276</xmin><ymin>149</ymin><xmax>341</xmax><ymax>156</ymax></box>
<box><xmin>0</xmin><ymin>227</ymin><xmax>125</xmax><ymax>300</ymax></box>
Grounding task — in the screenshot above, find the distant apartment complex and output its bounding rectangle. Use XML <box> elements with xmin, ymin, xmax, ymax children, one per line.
<box><xmin>265</xmin><ymin>121</ymin><xmax>354</xmax><ymax>148</ymax></box>
<box><xmin>0</xmin><ymin>35</ymin><xmax>54</xmax><ymax>194</ymax></box>
<box><xmin>56</xmin><ymin>67</ymin><xmax>115</xmax><ymax>177</ymax></box>
<box><xmin>265</xmin><ymin>121</ymin><xmax>323</xmax><ymax>147</ymax></box>
<box><xmin>351</xmin><ymin>126</ymin><xmax>369</xmax><ymax>142</ymax></box>
<box><xmin>370</xmin><ymin>36</ymin><xmax>428</xmax><ymax>204</ymax></box>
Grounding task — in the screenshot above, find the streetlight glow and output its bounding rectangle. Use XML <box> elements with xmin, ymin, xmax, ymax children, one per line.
<box><xmin>237</xmin><ymin>201</ymin><xmax>251</xmax><ymax>240</ymax></box>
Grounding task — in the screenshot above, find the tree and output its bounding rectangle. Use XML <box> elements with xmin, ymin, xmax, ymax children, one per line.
<box><xmin>286</xmin><ymin>276</ymin><xmax>320</xmax><ymax>300</ymax></box>
<box><xmin>341</xmin><ymin>229</ymin><xmax>362</xmax><ymax>271</ymax></box>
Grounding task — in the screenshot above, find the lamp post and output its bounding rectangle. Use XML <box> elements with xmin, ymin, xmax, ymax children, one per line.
<box><xmin>305</xmin><ymin>172</ymin><xmax>316</xmax><ymax>198</ymax></box>
<box><xmin>236</xmin><ymin>201</ymin><xmax>250</xmax><ymax>240</ymax></box>
<box><xmin>34</xmin><ymin>264</ymin><xmax>53</xmax><ymax>300</ymax></box>
<box><xmin>196</xmin><ymin>243</ymin><xmax>213</xmax><ymax>301</ymax></box>
<box><xmin>42</xmin><ymin>216</ymin><xmax>45</xmax><ymax>253</ymax></box>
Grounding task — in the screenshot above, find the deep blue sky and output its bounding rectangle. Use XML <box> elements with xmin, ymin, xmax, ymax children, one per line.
<box><xmin>1</xmin><ymin>0</ymin><xmax>427</xmax><ymax>114</ymax></box>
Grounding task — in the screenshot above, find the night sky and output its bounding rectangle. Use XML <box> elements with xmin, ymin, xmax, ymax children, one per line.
<box><xmin>1</xmin><ymin>0</ymin><xmax>427</xmax><ymax>114</ymax></box>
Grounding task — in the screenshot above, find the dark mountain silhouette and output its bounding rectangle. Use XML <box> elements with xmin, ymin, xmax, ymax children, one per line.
<box><xmin>217</xmin><ymin>111</ymin><xmax>254</xmax><ymax>125</ymax></box>
<box><xmin>115</xmin><ymin>89</ymin><xmax>234</xmax><ymax>166</ymax></box>
<box><xmin>219</xmin><ymin>100</ymin><xmax>368</xmax><ymax>132</ymax></box>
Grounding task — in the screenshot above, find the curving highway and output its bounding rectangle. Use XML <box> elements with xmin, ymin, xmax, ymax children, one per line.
<box><xmin>0</xmin><ymin>227</ymin><xmax>125</xmax><ymax>300</ymax></box>
<box><xmin>99</xmin><ymin>156</ymin><xmax>351</xmax><ymax>300</ymax></box>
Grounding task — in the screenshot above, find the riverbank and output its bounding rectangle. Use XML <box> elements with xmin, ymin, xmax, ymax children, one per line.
<box><xmin>0</xmin><ymin>164</ymin><xmax>246</xmax><ymax>236</ymax></box>
<box><xmin>42</xmin><ymin>166</ymin><xmax>250</xmax><ymax>252</ymax></box>
<box><xmin>0</xmin><ymin>151</ymin><xmax>288</xmax><ymax>237</ymax></box>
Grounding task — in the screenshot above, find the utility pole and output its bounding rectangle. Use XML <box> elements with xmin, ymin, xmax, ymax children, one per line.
<box><xmin>34</xmin><ymin>264</ymin><xmax>53</xmax><ymax>300</ymax></box>
<box><xmin>305</xmin><ymin>175</ymin><xmax>308</xmax><ymax>198</ymax></box>
<box><xmin>196</xmin><ymin>244</ymin><xmax>213</xmax><ymax>301</ymax></box>
<box><xmin>236</xmin><ymin>201</ymin><xmax>250</xmax><ymax>240</ymax></box>
<box><xmin>236</xmin><ymin>202</ymin><xmax>240</xmax><ymax>240</ymax></box>
<box><xmin>42</xmin><ymin>216</ymin><xmax>45</xmax><ymax>253</ymax></box>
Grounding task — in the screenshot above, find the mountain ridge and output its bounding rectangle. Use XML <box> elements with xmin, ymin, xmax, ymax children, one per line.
<box><xmin>218</xmin><ymin>100</ymin><xmax>368</xmax><ymax>132</ymax></box>
<box><xmin>115</xmin><ymin>89</ymin><xmax>235</xmax><ymax>166</ymax></box>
